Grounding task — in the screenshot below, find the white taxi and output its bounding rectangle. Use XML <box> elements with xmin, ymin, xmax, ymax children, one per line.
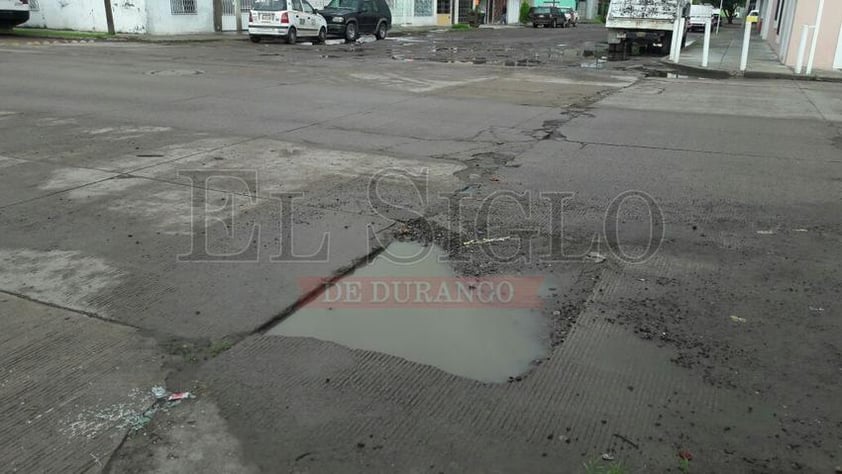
<box><xmin>249</xmin><ymin>0</ymin><xmax>327</xmax><ymax>44</ymax></box>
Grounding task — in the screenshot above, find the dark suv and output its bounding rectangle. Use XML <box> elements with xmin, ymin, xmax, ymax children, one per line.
<box><xmin>527</xmin><ymin>6</ymin><xmax>563</xmax><ymax>28</ymax></box>
<box><xmin>319</xmin><ymin>0</ymin><xmax>391</xmax><ymax>42</ymax></box>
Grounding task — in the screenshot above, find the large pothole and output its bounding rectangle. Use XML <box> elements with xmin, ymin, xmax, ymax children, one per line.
<box><xmin>267</xmin><ymin>241</ymin><xmax>551</xmax><ymax>383</ymax></box>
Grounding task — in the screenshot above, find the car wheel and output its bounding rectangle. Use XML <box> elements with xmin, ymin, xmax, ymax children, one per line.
<box><xmin>287</xmin><ymin>27</ymin><xmax>297</xmax><ymax>44</ymax></box>
<box><xmin>317</xmin><ymin>27</ymin><xmax>326</xmax><ymax>43</ymax></box>
<box><xmin>375</xmin><ymin>21</ymin><xmax>387</xmax><ymax>40</ymax></box>
<box><xmin>532</xmin><ymin>23</ymin><xmax>537</xmax><ymax>28</ymax></box>
<box><xmin>249</xmin><ymin>35</ymin><xmax>261</xmax><ymax>43</ymax></box>
<box><xmin>345</xmin><ymin>22</ymin><xmax>358</xmax><ymax>42</ymax></box>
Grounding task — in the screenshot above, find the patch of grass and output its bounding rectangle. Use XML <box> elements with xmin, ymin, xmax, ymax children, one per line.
<box><xmin>209</xmin><ymin>340</ymin><xmax>234</xmax><ymax>358</ymax></box>
<box><xmin>11</xmin><ymin>27</ymin><xmax>112</xmax><ymax>40</ymax></box>
<box><xmin>451</xmin><ymin>23</ymin><xmax>472</xmax><ymax>30</ymax></box>
<box><xmin>583</xmin><ymin>458</ymin><xmax>628</xmax><ymax>474</ymax></box>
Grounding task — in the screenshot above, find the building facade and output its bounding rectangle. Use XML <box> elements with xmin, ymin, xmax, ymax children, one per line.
<box><xmin>22</xmin><ymin>0</ymin><xmax>437</xmax><ymax>34</ymax></box>
<box><xmin>761</xmin><ymin>0</ymin><xmax>842</xmax><ymax>71</ymax></box>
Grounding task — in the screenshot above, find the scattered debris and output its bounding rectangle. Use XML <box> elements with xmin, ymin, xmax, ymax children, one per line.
<box><xmin>729</xmin><ymin>315</ymin><xmax>747</xmax><ymax>323</ymax></box>
<box><xmin>637</xmin><ymin>278</ymin><xmax>647</xmax><ymax>282</ymax></box>
<box><xmin>601</xmin><ymin>453</ymin><xmax>615</xmax><ymax>461</ymax></box>
<box><xmin>122</xmin><ymin>387</ymin><xmax>196</xmax><ymax>432</ymax></box>
<box><xmin>488</xmin><ymin>176</ymin><xmax>502</xmax><ymax>182</ymax></box>
<box><xmin>167</xmin><ymin>392</ymin><xmax>193</xmax><ymax>402</ymax></box>
<box><xmin>462</xmin><ymin>236</ymin><xmax>511</xmax><ymax>246</ymax></box>
<box><xmin>151</xmin><ymin>386</ymin><xmax>169</xmax><ymax>400</ymax></box>
<box><xmin>756</xmin><ymin>230</ymin><xmax>775</xmax><ymax>235</ymax></box>
<box><xmin>678</xmin><ymin>449</ymin><xmax>694</xmax><ymax>461</ymax></box>
<box><xmin>809</xmin><ymin>306</ymin><xmax>825</xmax><ymax>312</ymax></box>
<box><xmin>584</xmin><ymin>252</ymin><xmax>606</xmax><ymax>264</ymax></box>
<box><xmin>793</xmin><ymin>228</ymin><xmax>809</xmax><ymax>232</ymax></box>
<box><xmin>295</xmin><ymin>452</ymin><xmax>314</xmax><ymax>462</ymax></box>
<box><xmin>612</xmin><ymin>433</ymin><xmax>640</xmax><ymax>449</ymax></box>
<box><xmin>124</xmin><ymin>410</ymin><xmax>156</xmax><ymax>432</ymax></box>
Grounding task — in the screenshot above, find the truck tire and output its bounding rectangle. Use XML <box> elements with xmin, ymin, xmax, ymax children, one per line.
<box><xmin>661</xmin><ymin>32</ymin><xmax>672</xmax><ymax>55</ymax></box>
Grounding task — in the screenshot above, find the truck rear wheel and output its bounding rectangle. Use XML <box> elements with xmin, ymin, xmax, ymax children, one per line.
<box><xmin>661</xmin><ymin>32</ymin><xmax>672</xmax><ymax>55</ymax></box>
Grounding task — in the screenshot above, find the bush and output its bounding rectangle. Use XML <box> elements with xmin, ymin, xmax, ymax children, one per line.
<box><xmin>519</xmin><ymin>0</ymin><xmax>530</xmax><ymax>23</ymax></box>
<box><xmin>451</xmin><ymin>23</ymin><xmax>471</xmax><ymax>30</ymax></box>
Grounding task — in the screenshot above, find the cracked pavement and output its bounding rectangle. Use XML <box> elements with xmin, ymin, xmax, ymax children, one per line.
<box><xmin>1</xmin><ymin>25</ymin><xmax>841</xmax><ymax>473</ymax></box>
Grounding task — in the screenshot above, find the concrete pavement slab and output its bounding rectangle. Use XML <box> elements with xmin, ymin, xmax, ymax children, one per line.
<box><xmin>0</xmin><ymin>174</ymin><xmax>391</xmax><ymax>338</ymax></box>
<box><xmin>0</xmin><ymin>294</ymin><xmax>165</xmax><ymax>473</ymax></box>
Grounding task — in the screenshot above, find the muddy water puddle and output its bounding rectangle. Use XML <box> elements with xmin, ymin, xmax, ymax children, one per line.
<box><xmin>268</xmin><ymin>241</ymin><xmax>549</xmax><ymax>383</ymax></box>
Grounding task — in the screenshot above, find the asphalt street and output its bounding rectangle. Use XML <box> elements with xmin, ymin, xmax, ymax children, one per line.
<box><xmin>0</xmin><ymin>25</ymin><xmax>841</xmax><ymax>473</ymax></box>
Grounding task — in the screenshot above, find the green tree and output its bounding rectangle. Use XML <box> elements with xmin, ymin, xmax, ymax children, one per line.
<box><xmin>519</xmin><ymin>0</ymin><xmax>530</xmax><ymax>23</ymax></box>
<box><xmin>720</xmin><ymin>0</ymin><xmax>742</xmax><ymax>24</ymax></box>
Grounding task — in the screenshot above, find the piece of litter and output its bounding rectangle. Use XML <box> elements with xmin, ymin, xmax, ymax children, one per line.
<box><xmin>638</xmin><ymin>278</ymin><xmax>646</xmax><ymax>282</ymax></box>
<box><xmin>729</xmin><ymin>315</ymin><xmax>747</xmax><ymax>323</ymax></box>
<box><xmin>488</xmin><ymin>176</ymin><xmax>501</xmax><ymax>182</ymax></box>
<box><xmin>809</xmin><ymin>306</ymin><xmax>825</xmax><ymax>312</ymax></box>
<box><xmin>678</xmin><ymin>449</ymin><xmax>694</xmax><ymax>461</ymax></box>
<box><xmin>463</xmin><ymin>236</ymin><xmax>511</xmax><ymax>246</ymax></box>
<box><xmin>584</xmin><ymin>252</ymin><xmax>606</xmax><ymax>264</ymax></box>
<box><xmin>601</xmin><ymin>453</ymin><xmax>615</xmax><ymax>461</ymax></box>
<box><xmin>794</xmin><ymin>228</ymin><xmax>808</xmax><ymax>232</ymax></box>
<box><xmin>151</xmin><ymin>386</ymin><xmax>169</xmax><ymax>400</ymax></box>
<box><xmin>167</xmin><ymin>392</ymin><xmax>193</xmax><ymax>402</ymax></box>
<box><xmin>756</xmin><ymin>230</ymin><xmax>775</xmax><ymax>235</ymax></box>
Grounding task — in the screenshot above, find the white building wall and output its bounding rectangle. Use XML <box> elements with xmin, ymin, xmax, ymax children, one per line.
<box><xmin>145</xmin><ymin>0</ymin><xmax>214</xmax><ymax>34</ymax></box>
<box><xmin>386</xmin><ymin>0</ymin><xmax>435</xmax><ymax>26</ymax></box>
<box><xmin>23</xmin><ymin>0</ymin><xmax>147</xmax><ymax>33</ymax></box>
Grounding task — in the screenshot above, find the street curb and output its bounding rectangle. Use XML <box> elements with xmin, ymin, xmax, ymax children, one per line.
<box><xmin>743</xmin><ymin>70</ymin><xmax>842</xmax><ymax>83</ymax></box>
<box><xmin>657</xmin><ymin>58</ymin><xmax>734</xmax><ymax>79</ymax></box>
<box><xmin>658</xmin><ymin>57</ymin><xmax>842</xmax><ymax>83</ymax></box>
<box><xmin>114</xmin><ymin>35</ymin><xmax>244</xmax><ymax>44</ymax></box>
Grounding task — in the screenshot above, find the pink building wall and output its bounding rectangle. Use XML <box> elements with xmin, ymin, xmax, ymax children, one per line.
<box><xmin>767</xmin><ymin>0</ymin><xmax>842</xmax><ymax>71</ymax></box>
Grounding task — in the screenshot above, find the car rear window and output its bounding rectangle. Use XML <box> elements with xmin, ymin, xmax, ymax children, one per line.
<box><xmin>253</xmin><ymin>0</ymin><xmax>288</xmax><ymax>10</ymax></box>
<box><xmin>326</xmin><ymin>0</ymin><xmax>359</xmax><ymax>8</ymax></box>
<box><xmin>532</xmin><ymin>7</ymin><xmax>550</xmax><ymax>13</ymax></box>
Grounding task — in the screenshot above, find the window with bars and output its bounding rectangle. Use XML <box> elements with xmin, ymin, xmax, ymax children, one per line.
<box><xmin>436</xmin><ymin>0</ymin><xmax>450</xmax><ymax>14</ymax></box>
<box><xmin>29</xmin><ymin>0</ymin><xmax>40</xmax><ymax>11</ymax></box>
<box><xmin>223</xmin><ymin>0</ymin><xmax>252</xmax><ymax>14</ymax></box>
<box><xmin>222</xmin><ymin>0</ymin><xmax>236</xmax><ymax>15</ymax></box>
<box><xmin>171</xmin><ymin>0</ymin><xmax>197</xmax><ymax>14</ymax></box>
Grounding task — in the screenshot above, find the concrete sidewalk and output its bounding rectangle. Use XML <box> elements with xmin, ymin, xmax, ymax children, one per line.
<box><xmin>666</xmin><ymin>23</ymin><xmax>842</xmax><ymax>81</ymax></box>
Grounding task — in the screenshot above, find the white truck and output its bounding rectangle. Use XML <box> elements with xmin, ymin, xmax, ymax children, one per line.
<box><xmin>688</xmin><ymin>4</ymin><xmax>714</xmax><ymax>32</ymax></box>
<box><xmin>606</xmin><ymin>0</ymin><xmax>689</xmax><ymax>57</ymax></box>
<box><xmin>0</xmin><ymin>0</ymin><xmax>29</xmax><ymax>29</ymax></box>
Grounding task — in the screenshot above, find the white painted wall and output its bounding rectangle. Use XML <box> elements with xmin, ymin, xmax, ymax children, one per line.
<box><xmin>146</xmin><ymin>0</ymin><xmax>214</xmax><ymax>34</ymax></box>
<box><xmin>507</xmin><ymin>0</ymin><xmax>518</xmax><ymax>24</ymax></box>
<box><xmin>23</xmin><ymin>0</ymin><xmax>147</xmax><ymax>33</ymax></box>
<box><xmin>113</xmin><ymin>0</ymin><xmax>147</xmax><ymax>33</ymax></box>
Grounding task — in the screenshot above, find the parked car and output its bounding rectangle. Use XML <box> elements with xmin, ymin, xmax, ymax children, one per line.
<box><xmin>0</xmin><ymin>0</ymin><xmax>29</xmax><ymax>29</ymax></box>
<box><xmin>319</xmin><ymin>0</ymin><xmax>391</xmax><ymax>43</ymax></box>
<box><xmin>248</xmin><ymin>0</ymin><xmax>327</xmax><ymax>44</ymax></box>
<box><xmin>560</xmin><ymin>7</ymin><xmax>578</xmax><ymax>27</ymax></box>
<box><xmin>527</xmin><ymin>6</ymin><xmax>563</xmax><ymax>28</ymax></box>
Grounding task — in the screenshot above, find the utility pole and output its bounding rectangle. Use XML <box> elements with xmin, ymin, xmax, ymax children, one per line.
<box><xmin>214</xmin><ymin>0</ymin><xmax>223</xmax><ymax>31</ymax></box>
<box><xmin>235</xmin><ymin>0</ymin><xmax>243</xmax><ymax>32</ymax></box>
<box><xmin>103</xmin><ymin>0</ymin><xmax>115</xmax><ymax>34</ymax></box>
